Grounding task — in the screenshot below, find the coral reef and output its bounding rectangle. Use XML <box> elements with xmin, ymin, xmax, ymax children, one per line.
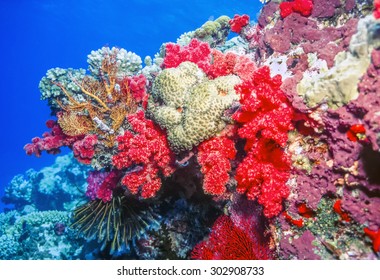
<box><xmin>2</xmin><ymin>153</ymin><xmax>90</xmax><ymax>211</ymax></box>
<box><xmin>0</xmin><ymin>210</ymin><xmax>87</xmax><ymax>260</ymax></box>
<box><xmin>1</xmin><ymin>0</ymin><xmax>378</xmax><ymax>260</ymax></box>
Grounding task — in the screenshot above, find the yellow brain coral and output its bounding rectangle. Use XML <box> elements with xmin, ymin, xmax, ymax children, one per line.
<box><xmin>147</xmin><ymin>61</ymin><xmax>241</xmax><ymax>153</ymax></box>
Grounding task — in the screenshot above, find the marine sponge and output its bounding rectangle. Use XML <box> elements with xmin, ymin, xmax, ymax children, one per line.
<box><xmin>148</xmin><ymin>61</ymin><xmax>241</xmax><ymax>153</ymax></box>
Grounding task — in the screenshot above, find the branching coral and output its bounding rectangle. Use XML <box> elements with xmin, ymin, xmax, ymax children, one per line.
<box><xmin>27</xmin><ymin>47</ymin><xmax>141</xmax><ymax>159</ymax></box>
<box><xmin>53</xmin><ymin>48</ymin><xmax>139</xmax><ymax>145</ymax></box>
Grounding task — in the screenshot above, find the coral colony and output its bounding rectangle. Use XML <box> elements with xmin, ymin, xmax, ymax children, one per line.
<box><xmin>1</xmin><ymin>0</ymin><xmax>380</xmax><ymax>259</ymax></box>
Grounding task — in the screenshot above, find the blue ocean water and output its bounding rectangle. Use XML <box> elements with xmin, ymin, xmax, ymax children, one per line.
<box><xmin>0</xmin><ymin>0</ymin><xmax>262</xmax><ymax>211</ymax></box>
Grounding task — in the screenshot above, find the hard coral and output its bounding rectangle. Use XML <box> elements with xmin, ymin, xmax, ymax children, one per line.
<box><xmin>192</xmin><ymin>16</ymin><xmax>231</xmax><ymax>47</ymax></box>
<box><xmin>229</xmin><ymin>14</ymin><xmax>250</xmax><ymax>33</ymax></box>
<box><xmin>148</xmin><ymin>61</ymin><xmax>241</xmax><ymax>153</ymax></box>
<box><xmin>112</xmin><ymin>111</ymin><xmax>175</xmax><ymax>198</ymax></box>
<box><xmin>197</xmin><ymin>137</ymin><xmax>236</xmax><ymax>195</ymax></box>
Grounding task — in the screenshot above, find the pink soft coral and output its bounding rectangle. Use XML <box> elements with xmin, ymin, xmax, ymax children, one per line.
<box><xmin>86</xmin><ymin>170</ymin><xmax>121</xmax><ymax>202</ymax></box>
<box><xmin>112</xmin><ymin>111</ymin><xmax>175</xmax><ymax>198</ymax></box>
<box><xmin>95</xmin><ymin>170</ymin><xmax>121</xmax><ymax>202</ymax></box>
<box><xmin>207</xmin><ymin>49</ymin><xmax>256</xmax><ymax>81</ymax></box>
<box><xmin>121</xmin><ymin>74</ymin><xmax>148</xmax><ymax>108</ymax></box>
<box><xmin>72</xmin><ymin>134</ymin><xmax>97</xmax><ymax>165</ymax></box>
<box><xmin>197</xmin><ymin>137</ymin><xmax>236</xmax><ymax>195</ymax></box>
<box><xmin>24</xmin><ymin>120</ymin><xmax>81</xmax><ymax>157</ymax></box>
<box><xmin>162</xmin><ymin>38</ymin><xmax>211</xmax><ymax>72</ymax></box>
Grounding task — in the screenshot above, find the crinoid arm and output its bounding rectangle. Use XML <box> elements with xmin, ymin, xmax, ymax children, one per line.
<box><xmin>71</xmin><ymin>195</ymin><xmax>159</xmax><ymax>254</ymax></box>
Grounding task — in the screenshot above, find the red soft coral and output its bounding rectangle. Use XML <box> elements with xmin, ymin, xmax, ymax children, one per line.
<box><xmin>235</xmin><ymin>141</ymin><xmax>291</xmax><ymax>218</ymax></box>
<box><xmin>207</xmin><ymin>49</ymin><xmax>256</xmax><ymax>81</ymax></box>
<box><xmin>375</xmin><ymin>0</ymin><xmax>380</xmax><ymax>19</ymax></box>
<box><xmin>24</xmin><ymin>120</ymin><xmax>81</xmax><ymax>157</ymax></box>
<box><xmin>197</xmin><ymin>137</ymin><xmax>236</xmax><ymax>195</ymax></box>
<box><xmin>233</xmin><ymin>66</ymin><xmax>294</xmax><ymax>218</ymax></box>
<box><xmin>364</xmin><ymin>227</ymin><xmax>380</xmax><ymax>252</ymax></box>
<box><xmin>233</xmin><ymin>66</ymin><xmax>294</xmax><ymax>148</ymax></box>
<box><xmin>112</xmin><ymin>111</ymin><xmax>175</xmax><ymax>198</ymax></box>
<box><xmin>229</xmin><ymin>14</ymin><xmax>250</xmax><ymax>33</ymax></box>
<box><xmin>191</xmin><ymin>215</ymin><xmax>273</xmax><ymax>260</ymax></box>
<box><xmin>162</xmin><ymin>38</ymin><xmax>211</xmax><ymax>72</ymax></box>
<box><xmin>280</xmin><ymin>0</ymin><xmax>313</xmax><ymax>18</ymax></box>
